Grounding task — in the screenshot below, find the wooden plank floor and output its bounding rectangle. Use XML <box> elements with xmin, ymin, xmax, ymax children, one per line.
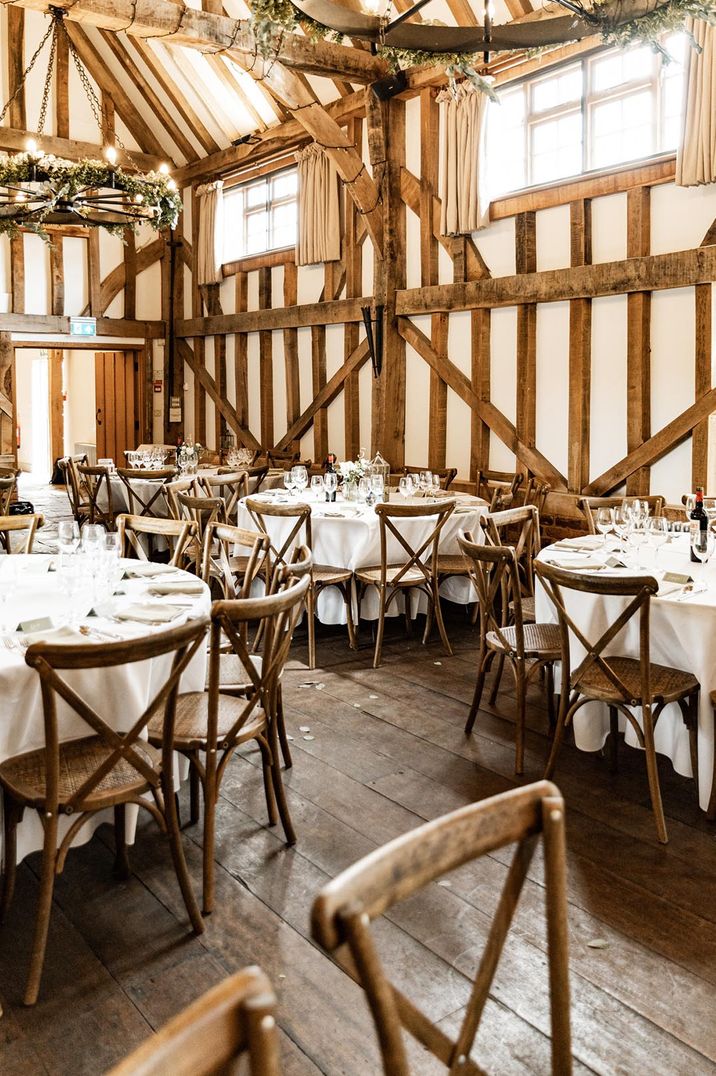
<box><xmin>2</xmin><ymin>602</ymin><xmax>716</xmax><ymax>1074</ymax></box>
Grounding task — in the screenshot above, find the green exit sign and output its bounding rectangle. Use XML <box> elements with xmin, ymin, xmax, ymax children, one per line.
<box><xmin>69</xmin><ymin>317</ymin><xmax>96</xmax><ymax>337</ymax></box>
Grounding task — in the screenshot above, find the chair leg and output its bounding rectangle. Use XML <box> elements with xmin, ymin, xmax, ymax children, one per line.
<box><xmin>189</xmin><ymin>762</ymin><xmax>201</xmax><ymax>826</ymax></box>
<box><xmin>608</xmin><ymin>706</ymin><xmax>619</xmax><ymax>774</ymax></box>
<box><xmin>343</xmin><ymin>581</ymin><xmax>358</xmax><ymax>652</ymax></box>
<box><xmin>266</xmin><ymin>719</ymin><xmax>296</xmax><ymax>847</ymax></box>
<box><xmin>113</xmin><ymin>804</ymin><xmax>130</xmax><ymax>880</ymax></box>
<box><xmin>685</xmin><ymin>693</ymin><xmax>699</xmax><ymax>803</ymax></box>
<box><xmin>488</xmin><ymin>653</ymin><xmax>506</xmax><ymax>706</ymax></box>
<box><xmin>23</xmin><ymin>814</ymin><xmax>59</xmax><ymax>1006</ymax></box>
<box><xmin>161</xmin><ymin>772</ymin><xmax>205</xmax><ymax>935</ymax></box>
<box><xmin>423</xmin><ymin>594</ymin><xmax>434</xmax><ymax>645</ymax></box>
<box><xmin>276</xmin><ymin>686</ymin><xmax>293</xmax><ymax>769</ymax></box>
<box><xmin>514</xmin><ymin>660</ymin><xmax>526</xmax><ymax>776</ymax></box>
<box><xmin>544</xmin><ymin>700</ymin><xmax>570</xmax><ymax>780</ymax></box>
<box><xmin>257</xmin><ymin>734</ymin><xmax>278</xmax><ymax>826</ymax></box>
<box><xmin>545</xmin><ymin>662</ymin><xmax>556</xmax><ymax>730</ymax></box>
<box><xmin>306</xmin><ymin>585</ymin><xmax>317</xmax><ymax>670</ymax></box>
<box><xmin>465</xmin><ymin>648</ymin><xmax>494</xmax><ymax>735</ymax></box>
<box><xmin>0</xmin><ymin>794</ymin><xmax>20</xmax><ymax>923</ymax></box>
<box><xmin>373</xmin><ymin>586</ymin><xmax>387</xmax><ymax>669</ymax></box>
<box><xmin>642</xmin><ymin>708</ymin><xmax>668</xmax><ymax>844</ymax></box>
<box><xmin>202</xmin><ymin>760</ymin><xmax>216</xmax><ymax>917</ymax></box>
<box><xmin>432</xmin><ymin>584</ymin><xmax>453</xmax><ymax>657</ymax></box>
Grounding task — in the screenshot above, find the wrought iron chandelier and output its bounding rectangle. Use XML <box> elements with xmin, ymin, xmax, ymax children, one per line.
<box><xmin>0</xmin><ymin>6</ymin><xmax>180</xmax><ymax>238</ymax></box>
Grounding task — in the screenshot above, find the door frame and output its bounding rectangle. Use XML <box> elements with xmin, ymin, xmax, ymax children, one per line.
<box><xmin>8</xmin><ymin>340</ymin><xmax>151</xmax><ymax>470</ymax></box>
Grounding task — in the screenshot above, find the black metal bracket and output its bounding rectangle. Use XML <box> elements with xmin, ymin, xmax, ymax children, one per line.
<box><xmin>361</xmin><ymin>304</ymin><xmax>384</xmax><ymax>378</ymax></box>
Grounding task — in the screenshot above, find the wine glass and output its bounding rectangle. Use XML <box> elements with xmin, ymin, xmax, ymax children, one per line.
<box><xmin>371</xmin><ymin>474</ymin><xmax>384</xmax><ymax>503</ymax></box>
<box><xmin>358</xmin><ymin>476</ymin><xmax>371</xmax><ymax>503</ymax></box>
<box><xmin>398</xmin><ymin>476</ymin><xmax>413</xmax><ymax>500</ymax></box>
<box><xmin>292</xmin><ymin>465</ymin><xmax>308</xmax><ymax>498</ymax></box>
<box><xmin>283</xmin><ymin>470</ymin><xmax>296</xmax><ymax>497</ymax></box>
<box><xmin>648</xmin><ymin>517</ymin><xmax>669</xmax><ymax>566</ymax></box>
<box><xmin>690</xmin><ymin>522</ymin><xmax>715</xmax><ymax>565</ymax></box>
<box><xmin>628</xmin><ymin>518</ymin><xmax>648</xmax><ymax>568</ymax></box>
<box><xmin>595</xmin><ymin>507</ymin><xmax>613</xmax><ymax>548</ymax></box>
<box><xmin>58</xmin><ymin>520</ymin><xmax>80</xmax><ymax>558</ymax></box>
<box><xmin>310</xmin><ymin>475</ymin><xmax>324</xmax><ymax>500</ymax></box>
<box><xmin>683</xmin><ymin>494</ymin><xmax>696</xmax><ymax>519</ymax></box>
<box><xmin>324</xmin><ymin>472</ymin><xmax>337</xmax><ymax>501</ymax></box>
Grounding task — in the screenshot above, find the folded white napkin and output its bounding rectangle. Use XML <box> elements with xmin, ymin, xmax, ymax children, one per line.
<box><xmin>21</xmin><ymin>625</ymin><xmax>86</xmax><ymax>646</ymax></box>
<box><xmin>551</xmin><ymin>538</ymin><xmax>603</xmax><ymax>552</ymax></box>
<box><xmin>545</xmin><ymin>557</ymin><xmax>605</xmax><ymax>571</ymax></box>
<box><xmin>124</xmin><ymin>563</ymin><xmax>180</xmax><ymax>578</ymax></box>
<box><xmin>114</xmin><ymin>603</ymin><xmax>182</xmax><ymax>624</ymax></box>
<box><xmin>147</xmin><ymin>579</ymin><xmax>205</xmax><ymax>595</ymax></box>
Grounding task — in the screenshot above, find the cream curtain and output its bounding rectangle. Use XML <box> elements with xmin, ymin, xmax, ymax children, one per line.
<box><xmin>676</xmin><ymin>20</ymin><xmax>716</xmax><ymax>186</ymax></box>
<box><xmin>196</xmin><ymin>180</ymin><xmax>224</xmax><ymax>285</ymax></box>
<box><xmin>295</xmin><ymin>143</ymin><xmax>341</xmax><ymax>265</ymax></box>
<box><xmin>439</xmin><ymin>81</ymin><xmax>490</xmax><ymax>236</ymax></box>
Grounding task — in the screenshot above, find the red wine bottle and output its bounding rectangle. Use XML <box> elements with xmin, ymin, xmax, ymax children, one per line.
<box><xmin>690</xmin><ymin>486</ymin><xmax>707</xmax><ymax>562</ymax></box>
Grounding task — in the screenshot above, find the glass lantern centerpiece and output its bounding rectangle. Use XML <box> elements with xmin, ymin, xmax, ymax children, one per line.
<box><xmin>371</xmin><ymin>451</ymin><xmax>390</xmax><ymax>489</ymax></box>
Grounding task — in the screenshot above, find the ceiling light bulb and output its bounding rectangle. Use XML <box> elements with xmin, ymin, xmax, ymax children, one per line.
<box><xmin>15</xmin><ymin>191</ymin><xmax>26</xmax><ymax>202</ymax></box>
<box><xmin>25</xmin><ymin>138</ymin><xmax>38</xmax><ymax>155</ymax></box>
<box><xmin>363</xmin><ymin>0</ymin><xmax>381</xmax><ymax>14</ymax></box>
<box><xmin>158</xmin><ymin>162</ymin><xmax>170</xmax><ymax>175</ymax></box>
<box><xmin>105</xmin><ymin>145</ymin><xmax>118</xmax><ymax>165</ymax></box>
<box><xmin>167</xmin><ymin>178</ymin><xmax>177</xmax><ymax>191</ymax></box>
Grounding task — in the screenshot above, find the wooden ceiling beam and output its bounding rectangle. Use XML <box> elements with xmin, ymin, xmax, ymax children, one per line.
<box><xmin>4</xmin><ymin>0</ymin><xmax>388</xmax><ymax>83</ymax></box>
<box><xmin>0</xmin><ymin>125</ymin><xmax>168</xmax><ymax>170</ymax></box>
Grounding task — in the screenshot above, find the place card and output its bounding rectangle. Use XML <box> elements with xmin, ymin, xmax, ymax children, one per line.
<box><xmin>663</xmin><ymin>571</ymin><xmax>693</xmax><ymax>584</ymax></box>
<box><xmin>18</xmin><ymin>616</ymin><xmax>53</xmax><ymax>633</ymax></box>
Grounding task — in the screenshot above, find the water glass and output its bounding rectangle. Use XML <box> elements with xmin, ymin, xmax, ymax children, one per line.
<box><xmin>292</xmin><ymin>465</ymin><xmax>308</xmax><ymax>497</ymax></box>
<box><xmin>628</xmin><ymin>519</ymin><xmax>648</xmax><ymax>568</ymax></box>
<box><xmin>357</xmin><ymin>477</ymin><xmax>371</xmax><ymax>503</ymax></box>
<box><xmin>58</xmin><ymin>520</ymin><xmax>80</xmax><ymax>558</ymax></box>
<box><xmin>371</xmin><ymin>474</ymin><xmax>384</xmax><ymax>503</ymax></box>
<box><xmin>690</xmin><ymin>522</ymin><xmax>714</xmax><ymax>565</ymax></box>
<box><xmin>398</xmin><ymin>476</ymin><xmax>413</xmax><ymax>500</ymax></box>
<box><xmin>648</xmin><ymin>517</ymin><xmax>669</xmax><ymax>566</ymax></box>
<box><xmin>310</xmin><ymin>475</ymin><xmax>324</xmax><ymax>500</ymax></box>
<box><xmin>283</xmin><ymin>470</ymin><xmax>296</xmax><ymax>497</ymax></box>
<box><xmin>595</xmin><ymin>507</ymin><xmax>613</xmax><ymax>547</ymax></box>
<box><xmin>324</xmin><ymin>472</ymin><xmax>338</xmax><ymax>500</ymax></box>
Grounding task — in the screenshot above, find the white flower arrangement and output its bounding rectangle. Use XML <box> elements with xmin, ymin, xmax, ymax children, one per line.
<box><xmin>339</xmin><ymin>458</ymin><xmax>368</xmax><ymax>485</ymax></box>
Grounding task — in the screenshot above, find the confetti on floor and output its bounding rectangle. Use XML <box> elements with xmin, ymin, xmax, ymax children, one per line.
<box><xmin>299</xmin><ymin>725</ymin><xmax>311</xmax><ymax>733</ymax></box>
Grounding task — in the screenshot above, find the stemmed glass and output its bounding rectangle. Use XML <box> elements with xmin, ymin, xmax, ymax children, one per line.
<box><xmin>357</xmin><ymin>477</ymin><xmax>371</xmax><ymax>503</ymax></box>
<box><xmin>324</xmin><ymin>472</ymin><xmax>337</xmax><ymax>501</ymax></box>
<box><xmin>283</xmin><ymin>470</ymin><xmax>296</xmax><ymax>497</ymax></box>
<box><xmin>371</xmin><ymin>474</ymin><xmax>384</xmax><ymax>503</ymax></box>
<box><xmin>648</xmin><ymin>517</ymin><xmax>669</xmax><ymax>567</ymax></box>
<box><xmin>595</xmin><ymin>507</ymin><xmax>613</xmax><ymax>549</ymax></box>
<box><xmin>57</xmin><ymin>520</ymin><xmax>80</xmax><ymax>561</ymax></box>
<box><xmin>628</xmin><ymin>517</ymin><xmax>648</xmax><ymax>568</ymax></box>
<box><xmin>613</xmin><ymin>507</ymin><xmax>629</xmax><ymax>558</ymax></box>
<box><xmin>398</xmin><ymin>476</ymin><xmax>413</xmax><ymax>500</ymax></box>
<box><xmin>310</xmin><ymin>475</ymin><xmax>324</xmax><ymax>500</ymax></box>
<box><xmin>690</xmin><ymin>523</ymin><xmax>715</xmax><ymax>565</ymax></box>
<box><xmin>292</xmin><ymin>465</ymin><xmax>308</xmax><ymax>498</ymax></box>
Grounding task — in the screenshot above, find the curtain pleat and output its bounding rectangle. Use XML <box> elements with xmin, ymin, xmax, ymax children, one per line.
<box><xmin>295</xmin><ymin>143</ymin><xmax>341</xmax><ymax>265</ymax></box>
<box><xmin>196</xmin><ymin>180</ymin><xmax>224</xmax><ymax>286</ymax></box>
<box><xmin>676</xmin><ymin>20</ymin><xmax>716</xmax><ymax>186</ymax></box>
<box><xmin>439</xmin><ymin>82</ymin><xmax>489</xmax><ymax>235</ymax></box>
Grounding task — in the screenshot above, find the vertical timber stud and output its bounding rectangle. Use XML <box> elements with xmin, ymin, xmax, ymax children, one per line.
<box><xmin>55</xmin><ymin>26</ymin><xmax>69</xmax><ymax>139</ymax></box>
<box><xmin>203</xmin><ymin>283</ymin><xmax>225</xmax><ymax>451</ymax></box>
<box><xmin>0</xmin><ymin>334</ymin><xmax>16</xmax><ymax>464</ymax></box>
<box><xmin>568</xmin><ymin>199</ymin><xmax>592</xmax><ymax>493</ymax></box>
<box><xmin>372</xmin><ymin>95</ymin><xmax>406</xmax><ymax>467</ymax></box>
<box><xmin>515</xmin><ymin>212</ymin><xmax>537</xmax><ymax>481</ymax></box>
<box><xmin>282</xmin><ymin>261</ymin><xmax>300</xmax><ymax>451</ymax></box>
<box><xmin>421</xmin><ymin>89</ymin><xmax>447</xmax><ymax>472</ymax></box>
<box><xmin>626</xmin><ymin>186</ymin><xmax>651</xmax><ymax>495</ymax></box>
<box><xmin>191</xmin><ymin>190</ymin><xmax>207</xmax><ymax>446</ymax></box>
<box><xmin>692</xmin><ymin>282</ymin><xmax>711</xmax><ymax>489</ymax></box>
<box><xmin>470</xmin><ymin>304</ymin><xmax>491</xmax><ymax>481</ymax></box>
<box><xmin>344</xmin><ymin>117</ymin><xmax>362</xmax><ymax>460</ymax></box>
<box><xmin>258</xmin><ymin>267</ymin><xmax>273</xmax><ymax>450</ymax></box>
<box><xmin>49</xmin><ymin>235</ymin><xmax>64</xmax><ymax>317</ymax></box>
<box><xmin>8</xmin><ymin>8</ymin><xmax>25</xmax><ymax>131</ymax></box>
<box><xmin>49</xmin><ymin>349</ymin><xmax>64</xmax><ymax>464</ymax></box>
<box><xmin>87</xmin><ymin>230</ymin><xmax>101</xmax><ymax>316</ymax></box>
<box><xmin>236</xmin><ymin>271</ymin><xmax>250</xmax><ymax>438</ymax></box>
<box><xmin>124</xmin><ymin>231</ymin><xmax>137</xmax><ymax>320</ymax></box>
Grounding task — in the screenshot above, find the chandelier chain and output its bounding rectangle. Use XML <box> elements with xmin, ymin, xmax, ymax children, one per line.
<box><xmin>35</xmin><ymin>27</ymin><xmax>58</xmax><ymax>135</ymax></box>
<box><xmin>61</xmin><ymin>19</ymin><xmax>129</xmax><ymax>154</ymax></box>
<box><xmin>0</xmin><ymin>16</ymin><xmax>55</xmax><ymax>127</ymax></box>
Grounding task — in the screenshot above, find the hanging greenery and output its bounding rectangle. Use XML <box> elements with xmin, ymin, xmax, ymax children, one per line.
<box><xmin>251</xmin><ymin>0</ymin><xmax>716</xmax><ymax>94</ymax></box>
<box><xmin>0</xmin><ymin>152</ymin><xmax>182</xmax><ymax>240</ymax></box>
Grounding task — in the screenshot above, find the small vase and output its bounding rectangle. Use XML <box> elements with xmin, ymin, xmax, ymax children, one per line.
<box><xmin>344</xmin><ymin>480</ymin><xmax>358</xmax><ymax>501</ymax></box>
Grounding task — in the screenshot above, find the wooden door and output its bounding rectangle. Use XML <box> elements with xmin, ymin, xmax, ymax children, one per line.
<box><xmin>95</xmin><ymin>351</ymin><xmax>137</xmax><ymax>462</ymax></box>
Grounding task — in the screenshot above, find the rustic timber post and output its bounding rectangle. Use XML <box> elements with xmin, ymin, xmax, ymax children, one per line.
<box><xmin>0</xmin><ymin>334</ymin><xmax>17</xmax><ymax>465</ymax></box>
<box><xmin>421</xmin><ymin>88</ymin><xmax>447</xmax><ymax>473</ymax></box>
<box><xmin>626</xmin><ymin>187</ymin><xmax>651</xmax><ymax>495</ymax></box>
<box><xmin>568</xmin><ymin>199</ymin><xmax>591</xmax><ymax>493</ymax></box>
<box><xmin>515</xmin><ymin>212</ymin><xmax>537</xmax><ymax>481</ymax></box>
<box><xmin>370</xmin><ymin>92</ymin><xmax>405</xmax><ymax>468</ymax></box>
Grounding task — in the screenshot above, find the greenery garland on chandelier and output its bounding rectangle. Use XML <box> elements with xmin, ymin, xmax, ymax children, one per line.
<box><xmin>0</xmin><ymin>151</ymin><xmax>181</xmax><ymax>240</ymax></box>
<box><xmin>251</xmin><ymin>0</ymin><xmax>716</xmax><ymax>96</ymax></box>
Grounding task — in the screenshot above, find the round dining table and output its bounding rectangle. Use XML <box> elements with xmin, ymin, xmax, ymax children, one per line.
<box><xmin>236</xmin><ymin>490</ymin><xmax>487</xmax><ymax>622</ymax></box>
<box><xmin>0</xmin><ymin>554</ymin><xmax>210</xmax><ymax>864</ymax></box>
<box><xmin>105</xmin><ymin>465</ymin><xmax>287</xmax><ymax>521</ymax></box>
<box><xmin>535</xmin><ymin>532</ymin><xmax>716</xmax><ymax>813</ymax></box>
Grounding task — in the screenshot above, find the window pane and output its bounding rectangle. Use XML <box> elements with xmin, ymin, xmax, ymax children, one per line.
<box><xmin>272</xmin><ymin>170</ymin><xmax>297</xmax><ymax>199</ymax></box>
<box><xmin>530</xmin><ymin>111</ymin><xmax>582</xmax><ymax>184</ymax></box>
<box><xmin>590</xmin><ymin>90</ymin><xmax>654</xmax><ymax>168</ymax></box>
<box><xmin>222</xmin><ymin>167</ymin><xmax>298</xmax><ymax>262</ymax></box>
<box><xmin>485</xmin><ymin>88</ymin><xmax>527</xmax><ymax>197</ymax></box>
<box><xmin>591</xmin><ymin>46</ymin><xmax>652</xmax><ymax>92</ymax></box>
<box><xmin>245</xmin><ymin>180</ymin><xmax>267</xmax><ymax>208</ymax></box>
<box><xmin>532</xmin><ymin>65</ymin><xmax>581</xmax><ymax>113</ymax></box>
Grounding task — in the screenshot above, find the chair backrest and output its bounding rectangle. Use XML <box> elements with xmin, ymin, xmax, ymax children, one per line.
<box><xmin>58</xmin><ymin>455</ymin><xmax>88</xmax><ymax>520</ymax></box>
<box><xmin>483</xmin><ymin>504</ymin><xmax>540</xmax><ymax>598</ymax></box>
<box><xmin>206</xmin><ymin>575</ymin><xmax>310</xmax><ymax>763</ymax></box>
<box><xmin>201</xmin><ymin>521</ymin><xmax>270</xmax><ymax>599</ymax></box>
<box><xmin>108</xmin><ymin>966</ymin><xmax>282</xmax><ymax>1076</ymax></box>
<box><xmin>115</xmin><ymin>468</ymin><xmax>176</xmax><ymax>518</ymax></box>
<box><xmin>77</xmin><ymin>464</ymin><xmax>115</xmax><ymax>528</ymax></box>
<box><xmin>177</xmin><ymin>492</ymin><xmax>225</xmax><ymax>536</ymax></box>
<box><xmin>459</xmin><ymin>534</ymin><xmax>526</xmax><ymax>653</ymax></box>
<box><xmin>311</xmin><ymin>780</ymin><xmax>571</xmax><ymax>1076</ymax></box>
<box><xmin>116</xmin><ymin>513</ymin><xmax>198</xmax><ymax>568</ymax></box>
<box><xmin>0</xmin><ymin>474</ymin><xmax>16</xmax><ymax>515</ymax></box>
<box><xmin>268</xmin><ymin>542</ymin><xmax>313</xmax><ymax>594</ymax></box>
<box><xmin>245</xmin><ymin>498</ymin><xmax>313</xmax><ymax>577</ymax></box>
<box><xmin>246</xmin><ymin>464</ymin><xmax>269</xmax><ymax>494</ymax></box>
<box><xmin>0</xmin><ymin>513</ymin><xmax>43</xmax><ymax>554</ymax></box>
<box><xmin>523</xmin><ymin>478</ymin><xmax>550</xmax><ymax>519</ymax></box>
<box><xmin>373</xmin><ymin>500</ymin><xmax>456</xmax><ymax>587</ymax></box>
<box><xmin>198</xmin><ymin>470</ymin><xmax>248</xmax><ymax>520</ymax></box>
<box><xmin>476</xmin><ymin>469</ymin><xmax>523</xmax><ymax>512</ymax></box>
<box><xmin>403</xmin><ymin>465</ymin><xmax>458</xmax><ymax>491</ymax></box>
<box><xmin>534</xmin><ymin>559</ymin><xmax>658</xmax><ymax>706</ymax></box>
<box><xmin>166</xmin><ymin>476</ymin><xmax>199</xmax><ymax>520</ymax></box>
<box><xmin>25</xmin><ymin>616</ymin><xmax>209</xmax><ymax>820</ymax></box>
<box><xmin>578</xmin><ymin>495</ymin><xmax>665</xmax><ymax>535</ymax></box>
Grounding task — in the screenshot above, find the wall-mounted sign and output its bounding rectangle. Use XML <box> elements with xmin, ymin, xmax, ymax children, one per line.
<box><xmin>69</xmin><ymin>316</ymin><xmax>96</xmax><ymax>337</ymax></box>
<box><xmin>153</xmin><ymin>380</ymin><xmax>162</xmax><ymax>393</ymax></box>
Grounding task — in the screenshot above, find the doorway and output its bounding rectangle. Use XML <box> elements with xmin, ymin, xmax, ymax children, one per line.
<box><xmin>95</xmin><ymin>351</ymin><xmax>139</xmax><ymax>462</ymax></box>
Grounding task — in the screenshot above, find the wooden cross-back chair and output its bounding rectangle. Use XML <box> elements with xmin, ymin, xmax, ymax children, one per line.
<box><xmin>149</xmin><ymin>574</ymin><xmax>310</xmax><ymax>914</ymax></box>
<box><xmin>166</xmin><ymin>475</ymin><xmax>199</xmax><ymax>521</ymax></box>
<box><xmin>117</xmin><ymin>513</ymin><xmax>198</xmax><ymax>569</ymax></box>
<box><xmin>535</xmin><ymin>560</ymin><xmax>701</xmax><ymax>844</ymax></box>
<box><xmin>115</xmin><ymin>467</ymin><xmax>175</xmax><ymax>518</ymax></box>
<box><xmin>175</xmin><ymin>492</ymin><xmax>225</xmax><ymax>574</ymax></box>
<box><xmin>245</xmin><ymin>497</ymin><xmax>357</xmax><ymax>669</ymax></box>
<box><xmin>578</xmin><ymin>495</ymin><xmax>665</xmax><ymax>535</ymax></box>
<box><xmin>0</xmin><ymin>473</ymin><xmax>16</xmax><ymax>515</ymax></box>
<box><xmin>59</xmin><ymin>454</ymin><xmax>90</xmax><ymax>525</ymax></box>
<box><xmin>245</xmin><ymin>463</ymin><xmax>269</xmax><ymax>494</ymax></box>
<box><xmin>522</xmin><ymin>478</ymin><xmax>551</xmax><ymax>520</ymax></box>
<box><xmin>311</xmin><ymin>780</ymin><xmax>572</xmax><ymax>1076</ymax></box>
<box><xmin>0</xmin><ymin>512</ymin><xmax>44</xmax><ymax>554</ymax></box>
<box><xmin>0</xmin><ymin>616</ymin><xmax>210</xmax><ymax>1005</ymax></box>
<box><xmin>403</xmin><ymin>465</ymin><xmax>458</xmax><ymax>491</ymax></box>
<box><xmin>355</xmin><ymin>499</ymin><xmax>456</xmax><ymax>668</ymax></box>
<box><xmin>459</xmin><ymin>535</ymin><xmax>560</xmax><ymax>775</ymax></box>
<box><xmin>484</xmin><ymin>504</ymin><xmax>541</xmax><ymax>622</ymax></box>
<box><xmin>77</xmin><ymin>463</ymin><xmax>116</xmax><ymax>530</ymax></box>
<box><xmin>198</xmin><ymin>469</ymin><xmax>248</xmax><ymax>522</ymax></box>
<box><xmin>108</xmin><ymin>966</ymin><xmax>282</xmax><ymax>1076</ymax></box>
<box><xmin>476</xmin><ymin>470</ymin><xmax>523</xmax><ymax>512</ymax></box>
<box><xmin>201</xmin><ymin>521</ymin><xmax>270</xmax><ymax>601</ymax></box>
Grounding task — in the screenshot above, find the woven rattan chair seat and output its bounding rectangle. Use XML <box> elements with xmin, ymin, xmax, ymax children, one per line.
<box><xmin>149</xmin><ymin>692</ymin><xmax>266</xmax><ymax>749</ymax></box>
<box><xmin>436</xmin><ymin>553</ymin><xmax>469</xmax><ymax>575</ymax></box>
<box><xmin>355</xmin><ymin>564</ymin><xmax>427</xmax><ymax>586</ymax></box>
<box><xmin>0</xmin><ymin>735</ymin><xmax>159</xmax><ymax>808</ymax></box>
<box><xmin>509</xmin><ymin>595</ymin><xmax>536</xmax><ymax>623</ymax></box>
<box><xmin>313</xmin><ymin>563</ymin><xmax>353</xmax><ymax>584</ymax></box>
<box><xmin>205</xmin><ymin>651</ymin><xmax>262</xmax><ymax>690</ymax></box>
<box><xmin>486</xmin><ymin>621</ymin><xmax>561</xmax><ymax>657</ymax></box>
<box><xmin>576</xmin><ymin>656</ymin><xmax>699</xmax><ymax>705</ymax></box>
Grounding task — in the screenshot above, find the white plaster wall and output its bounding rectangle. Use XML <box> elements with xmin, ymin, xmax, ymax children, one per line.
<box><xmin>64</xmin><ymin>350</ymin><xmax>96</xmax><ymax>452</ymax></box>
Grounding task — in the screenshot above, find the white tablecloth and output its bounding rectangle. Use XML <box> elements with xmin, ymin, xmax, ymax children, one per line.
<box><xmin>0</xmin><ymin>556</ymin><xmax>210</xmax><ymax>862</ymax></box>
<box><xmin>236</xmin><ymin>493</ymin><xmax>487</xmax><ymax>622</ymax></box>
<box><xmin>535</xmin><ymin>534</ymin><xmax>715</xmax><ymax>811</ymax></box>
<box><xmin>105</xmin><ymin>467</ymin><xmax>285</xmax><ymax>521</ymax></box>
